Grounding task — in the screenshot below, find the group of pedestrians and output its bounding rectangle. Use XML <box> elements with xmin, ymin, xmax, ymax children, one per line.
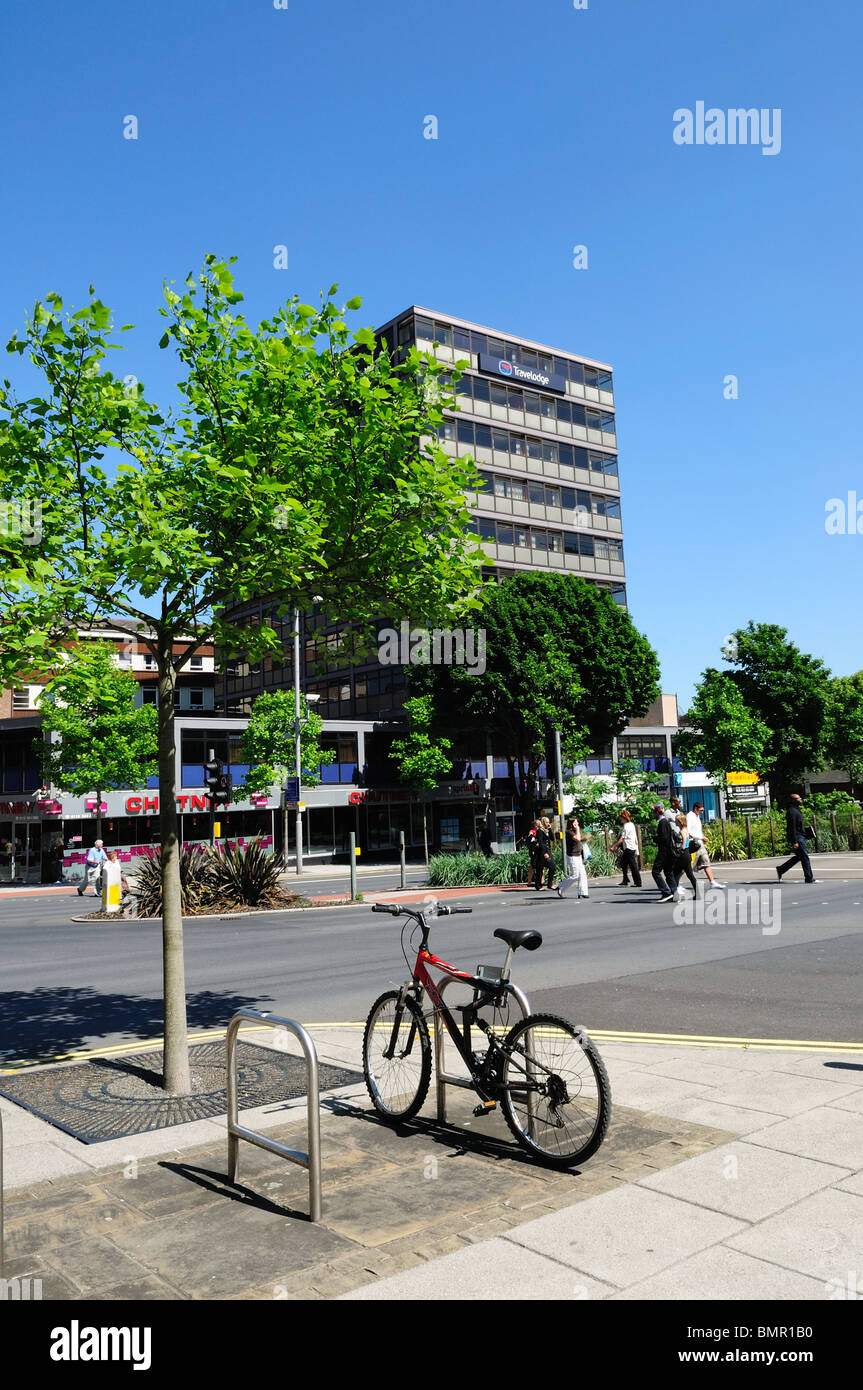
<box><xmin>524</xmin><ymin>815</ymin><xmax>590</xmax><ymax>898</ymax></box>
<box><xmin>649</xmin><ymin>797</ymin><xmax>727</xmax><ymax>903</ymax></box>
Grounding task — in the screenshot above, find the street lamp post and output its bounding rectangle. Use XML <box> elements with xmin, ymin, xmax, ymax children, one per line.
<box><xmin>292</xmin><ymin>605</ymin><xmax>321</xmax><ymax>876</ymax></box>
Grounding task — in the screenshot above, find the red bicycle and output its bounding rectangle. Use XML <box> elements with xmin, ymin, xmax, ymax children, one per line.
<box><xmin>362</xmin><ymin>901</ymin><xmax>611</xmax><ymax>1168</ymax></box>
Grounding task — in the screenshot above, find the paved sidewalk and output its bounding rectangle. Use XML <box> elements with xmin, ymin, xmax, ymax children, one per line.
<box><xmin>3</xmin><ymin>1024</ymin><xmax>863</xmax><ymax>1300</ymax></box>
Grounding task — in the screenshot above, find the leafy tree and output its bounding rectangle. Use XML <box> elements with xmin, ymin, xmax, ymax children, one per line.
<box><xmin>239</xmin><ymin>691</ymin><xmax>336</xmax><ymax>863</ymax></box>
<box><xmin>39</xmin><ymin>642</ymin><xmax>158</xmax><ymax>837</ymax></box>
<box><xmin>391</xmin><ymin>695</ymin><xmax>453</xmax><ymax>864</ymax></box>
<box><xmin>612</xmin><ymin>757</ymin><xmax>668</xmax><ymax>825</ymax></box>
<box><xmin>721</xmin><ymin>623</ymin><xmax>832</xmax><ymax>806</ymax></box>
<box><xmin>675</xmin><ymin>667</ymin><xmax>770</xmax><ymax>810</ymax></box>
<box><xmin>0</xmin><ymin>257</ymin><xmax>485</xmax><ymax>1092</ymax></box>
<box><xmin>824</xmin><ymin>672</ymin><xmax>863</xmax><ymax>796</ymax></box>
<box><xmin>410</xmin><ymin>573</ymin><xmax>660</xmax><ymax>832</ymax></box>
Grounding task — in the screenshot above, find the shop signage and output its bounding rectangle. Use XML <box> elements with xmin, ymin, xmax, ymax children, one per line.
<box><xmin>478</xmin><ymin>353</ymin><xmax>567</xmax><ymax>394</ymax></box>
<box><xmin>124</xmin><ymin>792</ymin><xmax>270</xmax><ymax>814</ymax></box>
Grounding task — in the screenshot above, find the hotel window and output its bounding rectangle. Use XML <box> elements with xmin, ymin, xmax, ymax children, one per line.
<box><xmin>470</xmin><ymin>331</ymin><xmax>487</xmax><ymax>354</ymax></box>
<box><xmin>497</xmin><ymin>523</ymin><xmax>514</xmax><ymax>545</ymax></box>
<box><xmin>453</xmin><ymin>326</ymin><xmax>471</xmax><ymax>351</ymax></box>
<box><xmin>486</xmin><ymin>337</ymin><xmax>505</xmax><ymax>357</ymax></box>
<box><xmin>398</xmin><ymin>317</ymin><xmax>414</xmax><ymax>345</ymax></box>
<box><xmin>472</xmin><ymin>377</ymin><xmax>489</xmax><ymax>402</ymax></box>
<box><xmin>599</xmin><ymin>370</ymin><xmax>613</xmax><ymax>391</ymax></box>
<box><xmin>457</xmin><ymin>420</ymin><xmax>474</xmax><ymax>445</ymax></box>
<box><xmin>490</xmin><ymin>383</ymin><xmax>508</xmax><ymax>407</ymax></box>
<box><xmin>568</xmin><ymin>361</ymin><xmax>584</xmax><ymax>384</ymax></box>
<box><xmin>584</xmin><ymin>367</ymin><xmax>600</xmax><ymax>389</ymax></box>
<box><xmin>475</xmin><ymin>423</ymin><xmax>492</xmax><ymax>449</ymax></box>
<box><xmin>415</xmin><ymin>316</ymin><xmax>433</xmax><ymax>340</ymax></box>
<box><xmin>433</xmin><ymin>322</ymin><xmax>452</xmax><ymax>347</ymax></box>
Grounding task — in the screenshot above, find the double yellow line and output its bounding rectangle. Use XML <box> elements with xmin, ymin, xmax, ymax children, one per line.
<box><xmin>3</xmin><ymin>1023</ymin><xmax>862</xmax><ymax>1072</ymax></box>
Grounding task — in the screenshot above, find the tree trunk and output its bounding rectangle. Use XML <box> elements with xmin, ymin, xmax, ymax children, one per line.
<box><xmin>157</xmin><ymin>638</ymin><xmax>191</xmax><ymax>1095</ymax></box>
<box><xmin>422</xmin><ymin>800</ymin><xmax>429</xmax><ymax>866</ymax></box>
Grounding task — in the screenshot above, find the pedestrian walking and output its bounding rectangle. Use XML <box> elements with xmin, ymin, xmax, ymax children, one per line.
<box><xmin>557</xmin><ymin>817</ymin><xmax>589</xmax><ymax>898</ymax></box>
<box><xmin>776</xmin><ymin>793</ymin><xmax>817</xmax><ymax>883</ymax></box>
<box><xmin>665</xmin><ymin>796</ymin><xmax>683</xmax><ymax>821</ymax></box>
<box><xmin>651</xmin><ymin>804</ymin><xmax>676</xmax><ymax>902</ymax></box>
<box><xmin>523</xmin><ymin>819</ymin><xmax>540</xmax><ymax>887</ymax></box>
<box><xmin>533</xmin><ymin>817</ymin><xmax>555</xmax><ymax>891</ymax></box>
<box><xmin>686</xmin><ymin>802</ymin><xmax>725</xmax><ymax>888</ymax></box>
<box><xmin>672</xmin><ymin>813</ymin><xmax>699</xmax><ymax>901</ymax></box>
<box><xmin>78</xmin><ymin>839</ymin><xmax>107</xmax><ymax>896</ymax></box>
<box><xmin>612</xmin><ymin>810</ymin><xmax>642</xmax><ymax>887</ymax></box>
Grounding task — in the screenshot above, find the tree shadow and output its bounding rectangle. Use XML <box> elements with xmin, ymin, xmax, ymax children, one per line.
<box><xmin>0</xmin><ymin>987</ymin><xmax>274</xmax><ymax>1064</ymax></box>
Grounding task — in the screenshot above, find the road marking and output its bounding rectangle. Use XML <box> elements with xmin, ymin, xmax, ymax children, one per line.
<box><xmin>5</xmin><ymin>1022</ymin><xmax>863</xmax><ymax>1071</ymax></box>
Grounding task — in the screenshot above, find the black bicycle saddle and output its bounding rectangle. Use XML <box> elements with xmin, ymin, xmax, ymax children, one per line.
<box><xmin>494</xmin><ymin>928</ymin><xmax>542</xmax><ymax>952</ymax></box>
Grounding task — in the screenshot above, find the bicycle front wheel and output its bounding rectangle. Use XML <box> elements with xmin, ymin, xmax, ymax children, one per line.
<box><xmin>501</xmin><ymin>1013</ymin><xmax>611</xmax><ymax>1168</ymax></box>
<box><xmin>362</xmin><ymin>990</ymin><xmax>432</xmax><ymax>1122</ymax></box>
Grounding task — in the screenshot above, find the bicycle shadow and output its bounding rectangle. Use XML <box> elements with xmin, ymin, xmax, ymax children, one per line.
<box><xmin>321</xmin><ymin>1093</ymin><xmax>587</xmax><ymax>1173</ymax></box>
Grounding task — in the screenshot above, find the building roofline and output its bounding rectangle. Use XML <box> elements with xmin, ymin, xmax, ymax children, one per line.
<box><xmin>376</xmin><ymin>306</ymin><xmax>613</xmax><ymax>372</ymax></box>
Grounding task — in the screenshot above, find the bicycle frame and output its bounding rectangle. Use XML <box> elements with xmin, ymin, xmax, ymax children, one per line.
<box><xmin>386</xmin><ymin>928</ymin><xmax>534</xmax><ymax>1107</ymax></box>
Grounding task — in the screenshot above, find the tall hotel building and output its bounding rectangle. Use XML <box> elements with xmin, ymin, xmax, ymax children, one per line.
<box><xmin>221</xmin><ymin>308</ymin><xmax>625</xmax><ymax>723</ymax></box>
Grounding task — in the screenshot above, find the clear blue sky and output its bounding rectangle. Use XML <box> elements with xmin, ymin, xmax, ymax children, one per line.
<box><xmin>2</xmin><ymin>0</ymin><xmax>861</xmax><ymax>706</ymax></box>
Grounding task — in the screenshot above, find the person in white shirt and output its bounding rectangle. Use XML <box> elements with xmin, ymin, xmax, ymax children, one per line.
<box><xmin>612</xmin><ymin>810</ymin><xmax>642</xmax><ymax>886</ymax></box>
<box><xmin>78</xmin><ymin>840</ymin><xmax>107</xmax><ymax>897</ymax></box>
<box><xmin>685</xmin><ymin>803</ymin><xmax>725</xmax><ymax>888</ymax></box>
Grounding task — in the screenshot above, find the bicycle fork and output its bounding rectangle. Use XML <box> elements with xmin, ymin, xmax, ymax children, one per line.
<box><xmin>382</xmin><ymin>982</ymin><xmax>420</xmax><ymax>1060</ymax></box>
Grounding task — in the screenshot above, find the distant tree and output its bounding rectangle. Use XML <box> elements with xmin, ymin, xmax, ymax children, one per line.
<box><xmin>39</xmin><ymin>643</ymin><xmax>158</xmax><ymax>838</ymax></box>
<box><xmin>722</xmin><ymin>623</ymin><xmax>831</xmax><ymax>805</ymax></box>
<box><xmin>410</xmin><ymin>573</ymin><xmax>660</xmax><ymax>832</ymax></box>
<box><xmin>239</xmin><ymin>691</ymin><xmax>336</xmax><ymax>863</ymax></box>
<box><xmin>391</xmin><ymin>695</ymin><xmax>453</xmax><ymax>864</ymax></box>
<box><xmin>824</xmin><ymin>672</ymin><xmax>863</xmax><ymax>797</ymax></box>
<box><xmin>675</xmin><ymin>667</ymin><xmax>770</xmax><ymax>810</ymax></box>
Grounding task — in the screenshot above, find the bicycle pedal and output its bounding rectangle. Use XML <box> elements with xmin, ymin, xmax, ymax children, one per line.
<box><xmin>472</xmin><ymin>1101</ymin><xmax>497</xmax><ymax>1118</ymax></box>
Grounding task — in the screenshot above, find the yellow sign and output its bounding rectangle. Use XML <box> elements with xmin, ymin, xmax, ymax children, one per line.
<box><xmin>214</xmin><ymin>821</ymin><xmax>221</xmax><ymax>838</ymax></box>
<box><xmin>727</xmin><ymin>771</ymin><xmax>759</xmax><ymax>785</ymax></box>
<box><xmin>355</xmin><ymin>846</ymin><xmax>361</xmax><ymax>857</ymax></box>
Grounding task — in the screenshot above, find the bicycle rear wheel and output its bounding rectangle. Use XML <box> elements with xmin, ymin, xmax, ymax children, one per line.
<box><xmin>362</xmin><ymin>991</ymin><xmax>432</xmax><ymax>1122</ymax></box>
<box><xmin>501</xmin><ymin>1013</ymin><xmax>611</xmax><ymax>1168</ymax></box>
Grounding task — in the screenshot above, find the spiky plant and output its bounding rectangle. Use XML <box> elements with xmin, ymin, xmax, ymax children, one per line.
<box><xmin>211</xmin><ymin>838</ymin><xmax>286</xmax><ymax>909</ymax></box>
<box><xmin>134</xmin><ymin>845</ymin><xmax>217</xmax><ymax>917</ymax></box>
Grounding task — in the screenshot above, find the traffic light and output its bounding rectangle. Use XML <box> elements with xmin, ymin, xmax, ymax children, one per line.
<box><xmin>214</xmin><ymin>772</ymin><xmax>232</xmax><ymax>808</ymax></box>
<box><xmin>204</xmin><ymin>756</ymin><xmax>220</xmax><ymax>798</ymax></box>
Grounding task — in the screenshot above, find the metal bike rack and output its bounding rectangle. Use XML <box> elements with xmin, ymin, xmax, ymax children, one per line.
<box><xmin>433</xmin><ymin>975</ymin><xmax>533</xmax><ymax>1128</ymax></box>
<box><xmin>226</xmin><ymin>1009</ymin><xmax>322</xmax><ymax>1223</ymax></box>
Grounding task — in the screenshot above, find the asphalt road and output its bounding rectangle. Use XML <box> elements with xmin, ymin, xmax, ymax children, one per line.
<box><xmin>2</xmin><ymin>872</ymin><xmax>862</xmax><ymax>1064</ymax></box>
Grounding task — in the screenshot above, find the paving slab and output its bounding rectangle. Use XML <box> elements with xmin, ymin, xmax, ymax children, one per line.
<box><xmin>637</xmin><ymin>1096</ymin><xmax>783</xmax><ymax>1134</ymax></box>
<box><xmin>699</xmin><ymin>1072</ymin><xmax>862</xmax><ymax>1118</ymax></box>
<box><xmin>745</xmin><ymin>1107</ymin><xmax>863</xmax><ymax>1168</ymax></box>
<box><xmin>610</xmin><ymin>1246</ymin><xmax>830</xmax><ymax>1301</ymax></box>
<box><xmin>636</xmin><ymin>1142</ymin><xmax>850</xmax><ymax>1221</ymax></box>
<box><xmin>726</xmin><ymin>1188</ymin><xmax>863</xmax><ymax>1285</ymax></box>
<box><xmin>504</xmin><ymin>1186</ymin><xmax>746</xmax><ymax>1287</ymax></box>
<box><xmin>342</xmin><ymin>1237</ymin><xmax>616</xmax><ymax>1300</ymax></box>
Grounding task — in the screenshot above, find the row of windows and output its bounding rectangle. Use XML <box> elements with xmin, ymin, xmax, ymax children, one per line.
<box><xmin>142</xmin><ymin>689</ymin><xmax>207</xmax><ymax>708</ymax></box>
<box><xmin>440</xmin><ymin>421</ymin><xmax>620</xmax><ymax>478</ymax></box>
<box><xmin>475</xmin><ymin>472</ymin><xmax>621</xmax><ymax>518</ymax></box>
<box><xmin>451</xmin><ymin>374</ymin><xmax>615</xmax><ymax>433</ymax></box>
<box><xmin>473</xmin><ymin>517</ymin><xmax>624</xmax><ymax>561</ymax></box>
<box><xmin>404</xmin><ymin>317</ymin><xmax>613</xmax><ymax>391</ymax></box>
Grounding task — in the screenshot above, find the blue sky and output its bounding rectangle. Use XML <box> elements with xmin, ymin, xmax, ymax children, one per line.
<box><xmin>2</xmin><ymin>0</ymin><xmax>861</xmax><ymax>706</ymax></box>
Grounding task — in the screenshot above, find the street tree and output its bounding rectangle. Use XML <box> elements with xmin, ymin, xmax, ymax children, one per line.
<box><xmin>239</xmin><ymin>690</ymin><xmax>336</xmax><ymax>860</ymax></box>
<box><xmin>409</xmin><ymin>572</ymin><xmax>660</xmax><ymax>832</ymax></box>
<box><xmin>0</xmin><ymin>256</ymin><xmax>485</xmax><ymax>1092</ymax></box>
<box><xmin>391</xmin><ymin>695</ymin><xmax>454</xmax><ymax>865</ymax></box>
<box><xmin>38</xmin><ymin>642</ymin><xmax>158</xmax><ymax>838</ymax></box>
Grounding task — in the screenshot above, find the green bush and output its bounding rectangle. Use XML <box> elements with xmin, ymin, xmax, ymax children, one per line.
<box><xmin>135</xmin><ymin>845</ymin><xmax>217</xmax><ymax>917</ymax></box>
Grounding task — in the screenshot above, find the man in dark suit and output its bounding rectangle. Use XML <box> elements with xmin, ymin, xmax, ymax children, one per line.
<box><xmin>651</xmin><ymin>804</ymin><xmax>676</xmax><ymax>902</ymax></box>
<box><xmin>776</xmin><ymin>793</ymin><xmax>816</xmax><ymax>883</ymax></box>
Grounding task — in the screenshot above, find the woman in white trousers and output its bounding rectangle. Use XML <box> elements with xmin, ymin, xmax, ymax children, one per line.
<box><xmin>557</xmin><ymin>817</ymin><xmax>589</xmax><ymax>899</ymax></box>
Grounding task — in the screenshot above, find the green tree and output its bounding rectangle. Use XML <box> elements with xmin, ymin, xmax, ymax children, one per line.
<box><xmin>391</xmin><ymin>695</ymin><xmax>453</xmax><ymax>865</ymax></box>
<box><xmin>722</xmin><ymin>623</ymin><xmax>831</xmax><ymax>806</ymax></box>
<box><xmin>675</xmin><ymin>667</ymin><xmax>770</xmax><ymax>810</ymax></box>
<box><xmin>612</xmin><ymin>757</ymin><xmax>668</xmax><ymax>826</ymax></box>
<box><xmin>39</xmin><ymin>642</ymin><xmax>158</xmax><ymax>838</ymax></box>
<box><xmin>410</xmin><ymin>572</ymin><xmax>660</xmax><ymax>832</ymax></box>
<box><xmin>239</xmin><ymin>691</ymin><xmax>336</xmax><ymax>862</ymax></box>
<box><xmin>0</xmin><ymin>257</ymin><xmax>485</xmax><ymax>1092</ymax></box>
<box><xmin>824</xmin><ymin>672</ymin><xmax>863</xmax><ymax>796</ymax></box>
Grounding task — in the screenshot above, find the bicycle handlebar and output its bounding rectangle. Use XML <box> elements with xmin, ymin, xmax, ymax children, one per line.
<box><xmin>371</xmin><ymin>902</ymin><xmax>472</xmax><ymax>917</ymax></box>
